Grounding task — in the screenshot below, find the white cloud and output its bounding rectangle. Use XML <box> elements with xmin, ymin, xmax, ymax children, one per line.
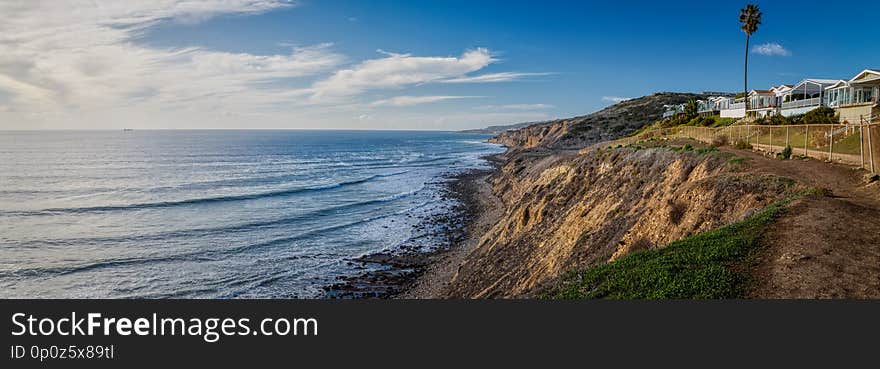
<box><xmin>309</xmin><ymin>48</ymin><xmax>496</xmax><ymax>102</ymax></box>
<box><xmin>0</xmin><ymin>1</ymin><xmax>345</xmax><ymax>121</ymax></box>
<box><xmin>602</xmin><ymin>96</ymin><xmax>632</xmax><ymax>103</ymax></box>
<box><xmin>752</xmin><ymin>43</ymin><xmax>792</xmax><ymax>57</ymax></box>
<box><xmin>0</xmin><ymin>1</ymin><xmax>552</xmax><ymax>130</ymax></box>
<box><xmin>477</xmin><ymin>103</ymin><xmax>554</xmax><ymax>110</ymax></box>
<box><xmin>370</xmin><ymin>95</ymin><xmax>484</xmax><ymax>107</ymax></box>
<box><xmin>442</xmin><ymin>72</ymin><xmax>553</xmax><ymax>83</ymax></box>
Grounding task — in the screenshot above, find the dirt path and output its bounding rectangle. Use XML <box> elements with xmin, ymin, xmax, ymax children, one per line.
<box><xmin>721</xmin><ymin>147</ymin><xmax>880</xmax><ymax>207</ymax></box>
<box><xmin>720</xmin><ymin>147</ymin><xmax>880</xmax><ymax>298</ymax></box>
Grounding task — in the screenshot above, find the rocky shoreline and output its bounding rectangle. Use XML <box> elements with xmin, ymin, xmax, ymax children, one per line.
<box><xmin>322</xmin><ymin>155</ymin><xmax>504</xmax><ymax>299</ymax></box>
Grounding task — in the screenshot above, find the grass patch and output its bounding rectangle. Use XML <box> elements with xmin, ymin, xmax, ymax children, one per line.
<box><xmin>695</xmin><ymin>146</ymin><xmax>718</xmax><ymax>156</ymax></box>
<box><xmin>544</xmin><ymin>200</ymin><xmax>789</xmax><ymax>299</ymax></box>
<box><xmin>728</xmin><ymin>156</ymin><xmax>746</xmax><ymax>165</ymax></box>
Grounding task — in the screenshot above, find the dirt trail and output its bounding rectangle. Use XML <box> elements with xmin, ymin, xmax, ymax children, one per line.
<box><xmin>720</xmin><ymin>147</ymin><xmax>880</xmax><ymax>298</ymax></box>
<box><xmin>722</xmin><ymin>147</ymin><xmax>880</xmax><ymax>208</ymax></box>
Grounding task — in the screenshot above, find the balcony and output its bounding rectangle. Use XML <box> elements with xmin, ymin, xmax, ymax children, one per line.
<box><xmin>781</xmin><ymin>97</ymin><xmax>821</xmax><ymax>110</ymax></box>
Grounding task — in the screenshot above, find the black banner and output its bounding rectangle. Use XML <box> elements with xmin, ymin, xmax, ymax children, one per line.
<box><xmin>1</xmin><ymin>300</ymin><xmax>878</xmax><ymax>367</ymax></box>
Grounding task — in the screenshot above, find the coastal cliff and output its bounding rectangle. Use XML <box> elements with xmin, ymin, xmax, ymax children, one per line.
<box><xmin>428</xmin><ymin>92</ymin><xmax>880</xmax><ymax>299</ymax></box>
<box><xmin>444</xmin><ymin>145</ymin><xmax>794</xmax><ymax>297</ymax></box>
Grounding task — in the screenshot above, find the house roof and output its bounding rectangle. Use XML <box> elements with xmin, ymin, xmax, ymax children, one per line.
<box><xmin>824</xmin><ymin>80</ymin><xmax>850</xmax><ymax>90</ymax></box>
<box><xmin>790</xmin><ymin>79</ymin><xmax>840</xmax><ymax>92</ymax></box>
<box><xmin>849</xmin><ymin>69</ymin><xmax>880</xmax><ymax>83</ymax></box>
<box><xmin>749</xmin><ymin>89</ymin><xmax>772</xmax><ymax>95</ymax></box>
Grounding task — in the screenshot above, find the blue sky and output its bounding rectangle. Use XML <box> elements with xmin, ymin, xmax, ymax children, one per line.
<box><xmin>1</xmin><ymin>0</ymin><xmax>878</xmax><ymax>130</ymax></box>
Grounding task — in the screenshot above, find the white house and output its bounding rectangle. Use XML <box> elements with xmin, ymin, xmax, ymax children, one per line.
<box><xmin>778</xmin><ymin>79</ymin><xmax>838</xmax><ymax>117</ymax></box>
<box><xmin>824</xmin><ymin>80</ymin><xmax>850</xmax><ymax>108</ymax></box>
<box><xmin>719</xmin><ymin>96</ymin><xmax>745</xmax><ymax>118</ymax></box>
<box><xmin>747</xmin><ymin>90</ymin><xmax>777</xmax><ymax>118</ymax></box>
<box><xmin>830</xmin><ymin>69</ymin><xmax>880</xmax><ymax>124</ymax></box>
<box><xmin>662</xmin><ymin>104</ymin><xmax>685</xmax><ymax>118</ymax></box>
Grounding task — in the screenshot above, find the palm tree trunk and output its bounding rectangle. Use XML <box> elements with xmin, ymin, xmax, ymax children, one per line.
<box><xmin>744</xmin><ymin>34</ymin><xmax>750</xmax><ymax>112</ymax></box>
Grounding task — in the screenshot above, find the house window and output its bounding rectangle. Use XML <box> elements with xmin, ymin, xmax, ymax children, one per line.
<box><xmin>854</xmin><ymin>87</ymin><xmax>874</xmax><ymax>104</ymax></box>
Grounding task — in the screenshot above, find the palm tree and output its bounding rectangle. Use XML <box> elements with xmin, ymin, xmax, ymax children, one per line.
<box><xmin>739</xmin><ymin>4</ymin><xmax>762</xmax><ymax>111</ymax></box>
<box><xmin>685</xmin><ymin>98</ymin><xmax>699</xmax><ymax>119</ymax></box>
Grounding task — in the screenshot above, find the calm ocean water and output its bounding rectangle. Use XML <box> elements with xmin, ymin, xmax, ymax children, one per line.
<box><xmin>0</xmin><ymin>130</ymin><xmax>504</xmax><ymax>298</ymax></box>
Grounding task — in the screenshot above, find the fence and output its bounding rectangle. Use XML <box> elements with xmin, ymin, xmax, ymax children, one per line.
<box><xmin>611</xmin><ymin>121</ymin><xmax>880</xmax><ymax>173</ymax></box>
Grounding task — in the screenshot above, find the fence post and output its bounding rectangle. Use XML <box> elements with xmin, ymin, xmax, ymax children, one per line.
<box><xmin>829</xmin><ymin>125</ymin><xmax>834</xmax><ymax>162</ymax></box>
<box><xmin>786</xmin><ymin>126</ymin><xmax>790</xmax><ymax>148</ymax></box>
<box><xmin>769</xmin><ymin>126</ymin><xmax>773</xmax><ymax>154</ymax></box>
<box><xmin>804</xmin><ymin>125</ymin><xmax>809</xmax><ymax>157</ymax></box>
<box><xmin>868</xmin><ymin>123</ymin><xmax>876</xmax><ymax>173</ymax></box>
<box><xmin>860</xmin><ymin>123</ymin><xmax>865</xmax><ymax>169</ymax></box>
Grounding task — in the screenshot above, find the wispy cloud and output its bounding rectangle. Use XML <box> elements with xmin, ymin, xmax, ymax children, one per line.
<box><xmin>602</xmin><ymin>96</ymin><xmax>632</xmax><ymax>103</ymax></box>
<box><xmin>752</xmin><ymin>43</ymin><xmax>792</xmax><ymax>57</ymax></box>
<box><xmin>0</xmin><ymin>0</ymin><xmax>342</xmax><ymax>115</ymax></box>
<box><xmin>442</xmin><ymin>72</ymin><xmax>553</xmax><ymax>83</ymax></box>
<box><xmin>370</xmin><ymin>95</ymin><xmax>483</xmax><ymax>107</ymax></box>
<box><xmin>477</xmin><ymin>103</ymin><xmax>554</xmax><ymax>110</ymax></box>
<box><xmin>0</xmin><ymin>1</ymin><xmax>552</xmax><ymax>129</ymax></box>
<box><xmin>308</xmin><ymin>48</ymin><xmax>497</xmax><ymax>102</ymax></box>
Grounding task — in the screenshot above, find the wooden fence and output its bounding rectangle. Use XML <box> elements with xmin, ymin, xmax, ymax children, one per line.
<box><xmin>609</xmin><ymin>122</ymin><xmax>880</xmax><ymax>173</ymax></box>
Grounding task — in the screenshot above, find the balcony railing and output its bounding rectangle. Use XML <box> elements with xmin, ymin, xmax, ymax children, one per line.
<box><xmin>727</xmin><ymin>102</ymin><xmax>745</xmax><ymax>110</ymax></box>
<box><xmin>781</xmin><ymin>97</ymin><xmax>821</xmax><ymax>110</ymax></box>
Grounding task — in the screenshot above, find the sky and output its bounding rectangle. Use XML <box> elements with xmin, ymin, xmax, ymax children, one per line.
<box><xmin>0</xmin><ymin>0</ymin><xmax>878</xmax><ymax>130</ymax></box>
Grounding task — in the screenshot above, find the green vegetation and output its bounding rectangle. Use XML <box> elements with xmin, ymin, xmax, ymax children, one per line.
<box><xmin>780</xmin><ymin>145</ymin><xmax>792</xmax><ymax>160</ymax></box>
<box><xmin>668</xmin><ymin>144</ymin><xmax>717</xmax><ymax>156</ymax></box>
<box><xmin>799</xmin><ymin>106</ymin><xmax>838</xmax><ymax>124</ymax></box>
<box><xmin>710</xmin><ymin>117</ymin><xmax>737</xmax><ymax>127</ymax></box>
<box><xmin>733</xmin><ymin>139</ymin><xmax>752</xmax><ymax>150</ymax></box>
<box><xmin>546</xmin><ymin>200</ymin><xmax>789</xmax><ymax>299</ymax></box>
<box><xmin>756</xmin><ymin>107</ymin><xmax>839</xmax><ymax>126</ymax></box>
<box><xmin>684</xmin><ymin>99</ymin><xmax>699</xmax><ymax>118</ymax></box>
<box><xmin>695</xmin><ymin>146</ymin><xmax>718</xmax><ymax>155</ymax></box>
<box><xmin>728</xmin><ymin>156</ymin><xmax>746</xmax><ymax>165</ymax></box>
<box><xmin>670</xmin><ymin>144</ymin><xmax>694</xmax><ymax>152</ymax></box>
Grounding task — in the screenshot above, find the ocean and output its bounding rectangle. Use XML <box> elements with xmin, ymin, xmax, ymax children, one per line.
<box><xmin>0</xmin><ymin>130</ymin><xmax>504</xmax><ymax>298</ymax></box>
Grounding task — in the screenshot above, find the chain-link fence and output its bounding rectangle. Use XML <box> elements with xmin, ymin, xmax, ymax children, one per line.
<box><xmin>610</xmin><ymin>122</ymin><xmax>880</xmax><ymax>173</ymax></box>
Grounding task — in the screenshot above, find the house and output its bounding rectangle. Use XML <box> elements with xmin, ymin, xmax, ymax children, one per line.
<box><xmin>662</xmin><ymin>104</ymin><xmax>685</xmax><ymax>118</ymax></box>
<box><xmin>770</xmin><ymin>84</ymin><xmax>793</xmax><ymax>111</ymax></box>
<box><xmin>778</xmin><ymin>79</ymin><xmax>838</xmax><ymax>117</ymax></box>
<box><xmin>697</xmin><ymin>96</ymin><xmax>731</xmax><ymax>116</ymax></box>
<box><xmin>824</xmin><ymin>80</ymin><xmax>850</xmax><ymax>108</ymax></box>
<box><xmin>719</xmin><ymin>96</ymin><xmax>745</xmax><ymax>118</ymax></box>
<box><xmin>828</xmin><ymin>69</ymin><xmax>880</xmax><ymax>124</ymax></box>
<box><xmin>747</xmin><ymin>90</ymin><xmax>777</xmax><ymax>118</ymax></box>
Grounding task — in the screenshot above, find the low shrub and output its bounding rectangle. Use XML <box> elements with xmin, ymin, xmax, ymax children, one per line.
<box><xmin>780</xmin><ymin>145</ymin><xmax>792</xmax><ymax>160</ymax></box>
<box><xmin>688</xmin><ymin>116</ymin><xmax>717</xmax><ymax>127</ymax></box>
<box><xmin>695</xmin><ymin>146</ymin><xmax>718</xmax><ymax>155</ymax></box>
<box><xmin>711</xmin><ymin>135</ymin><xmax>728</xmax><ymax>147</ymax></box>
<box><xmin>733</xmin><ymin>139</ymin><xmax>752</xmax><ymax>150</ymax></box>
<box><xmin>802</xmin><ymin>106</ymin><xmax>838</xmax><ymax>124</ymax></box>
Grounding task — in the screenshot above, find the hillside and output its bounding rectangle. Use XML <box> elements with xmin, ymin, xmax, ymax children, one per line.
<box><xmin>460</xmin><ymin>121</ymin><xmax>550</xmax><ymax>135</ymax></box>
<box><xmin>488</xmin><ymin>92</ymin><xmax>705</xmax><ymax>150</ymax></box>
<box><xmin>404</xmin><ymin>91</ymin><xmax>880</xmax><ymax>299</ymax></box>
<box><xmin>443</xmin><ymin>142</ymin><xmax>798</xmax><ymax>297</ymax></box>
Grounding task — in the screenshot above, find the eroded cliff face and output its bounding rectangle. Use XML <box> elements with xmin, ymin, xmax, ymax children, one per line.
<box><xmin>445</xmin><ymin>146</ymin><xmax>795</xmax><ymax>298</ymax></box>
